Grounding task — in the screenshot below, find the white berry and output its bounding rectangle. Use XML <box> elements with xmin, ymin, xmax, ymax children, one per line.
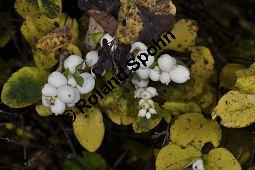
<box><xmin>48</xmin><ymin>71</ymin><xmax>67</xmax><ymax>87</ymax></box>
<box><xmin>64</xmin><ymin>55</ymin><xmax>83</xmax><ymax>74</ymax></box>
<box><xmin>42</xmin><ymin>95</ymin><xmax>51</xmax><ymax>107</ymax></box>
<box><xmin>140</xmin><ymin>90</ymin><xmax>152</xmax><ymax>100</ymax></box>
<box><xmin>136</xmin><ymin>68</ymin><xmax>150</xmax><ymax>80</ymax></box>
<box><xmin>139</xmin><ymin>98</ymin><xmax>146</xmax><ymax>106</ymax></box>
<box><xmin>85</xmin><ymin>51</ymin><xmax>99</xmax><ymax>67</ymax></box>
<box><xmin>149</xmin><ymin>68</ymin><xmax>160</xmax><ymax>81</ymax></box>
<box><xmin>135</xmin><ymin>88</ymin><xmax>145</xmax><ymax>98</ymax></box>
<box><xmin>131</xmin><ymin>75</ymin><xmax>149</xmax><ymax>88</ymax></box>
<box><xmin>170</xmin><ymin>65</ymin><xmax>190</xmax><ymax>84</ymax></box>
<box><xmin>130</xmin><ymin>42</ymin><xmax>147</xmax><ymax>53</ymax></box>
<box><xmin>77</xmin><ymin>73</ymin><xmax>95</xmax><ymax>94</ymax></box>
<box><xmin>67</xmin><ymin>88</ymin><xmax>80</xmax><ymax>107</ymax></box>
<box><xmin>42</xmin><ymin>83</ymin><xmax>57</xmax><ymax>97</ymax></box>
<box><xmin>57</xmin><ymin>85</ymin><xmax>76</xmax><ymax>104</ymax></box>
<box><xmin>192</xmin><ymin>159</ymin><xmax>205</xmax><ymax>170</ymax></box>
<box><xmin>51</xmin><ymin>98</ymin><xmax>66</xmax><ymax>115</ymax></box>
<box><xmin>100</xmin><ymin>33</ymin><xmax>116</xmax><ymax>51</ymax></box>
<box><xmin>160</xmin><ymin>72</ymin><xmax>171</xmax><ymax>85</ymax></box>
<box><xmin>138</xmin><ymin>109</ymin><xmax>147</xmax><ymax>117</ymax></box>
<box><xmin>146</xmin><ymin>87</ymin><xmax>157</xmax><ymax>97</ymax></box>
<box><xmin>158</xmin><ymin>54</ymin><xmax>177</xmax><ymax>72</ymax></box>
<box><xmin>147</xmin><ymin>99</ymin><xmax>154</xmax><ymax>107</ymax></box>
<box><xmin>67</xmin><ymin>76</ymin><xmax>77</xmax><ymax>87</ymax></box>
<box><xmin>140</xmin><ymin>102</ymin><xmax>150</xmax><ymax>110</ymax></box>
<box><xmin>135</xmin><ymin>50</ymin><xmax>154</xmax><ymax>68</ymax></box>
<box><xmin>146</xmin><ymin>112</ymin><xmax>151</xmax><ymax>119</ymax></box>
<box><xmin>149</xmin><ymin>108</ymin><xmax>157</xmax><ymax>114</ymax></box>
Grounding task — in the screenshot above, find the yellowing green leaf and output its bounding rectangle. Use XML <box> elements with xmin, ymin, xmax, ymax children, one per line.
<box><xmin>204</xmin><ymin>148</ymin><xmax>241</xmax><ymax>170</ymax></box>
<box><xmin>132</xmin><ymin>114</ymin><xmax>163</xmax><ymax>133</ymax></box>
<box><xmin>236</xmin><ymin>76</ymin><xmax>255</xmax><ymax>94</ymax></box>
<box><xmin>35</xmin><ymin>103</ymin><xmax>53</xmax><ymax>116</ymax></box>
<box><xmin>162</xmin><ymin>101</ymin><xmax>201</xmax><ymax>115</ymax></box>
<box><xmin>1</xmin><ymin>67</ymin><xmax>48</xmax><ymax>108</ymax></box>
<box><xmin>197</xmin><ymin>85</ymin><xmax>217</xmax><ymax>113</ymax></box>
<box><xmin>66</xmin><ymin>43</ymin><xmax>82</xmax><ymax>56</ymax></box>
<box><xmin>156</xmin><ymin>144</ymin><xmax>201</xmax><ymax>170</ymax></box>
<box><xmin>212</xmin><ymin>90</ymin><xmax>255</xmax><ymax>128</ymax></box>
<box><xmin>170</xmin><ymin>113</ymin><xmax>221</xmax><ymax>149</ymax></box>
<box><xmin>236</xmin><ymin>64</ymin><xmax>255</xmax><ymax>78</ymax></box>
<box><xmin>190</xmin><ymin>46</ymin><xmax>215</xmax><ymax>79</ymax></box>
<box><xmin>220</xmin><ymin>64</ymin><xmax>245</xmax><ymax>89</ymax></box>
<box><xmin>34</xmin><ymin>50</ymin><xmax>58</xmax><ymax>69</ymax></box>
<box><xmin>163</xmin><ymin>19</ymin><xmax>198</xmax><ymax>52</ymax></box>
<box><xmin>73</xmin><ymin>107</ymin><xmax>105</xmax><ymax>152</ymax></box>
<box><xmin>38</xmin><ymin>0</ymin><xmax>62</xmax><ymax>18</ymax></box>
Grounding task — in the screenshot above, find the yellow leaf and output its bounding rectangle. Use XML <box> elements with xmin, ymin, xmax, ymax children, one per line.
<box><xmin>236</xmin><ymin>76</ymin><xmax>255</xmax><ymax>94</ymax></box>
<box><xmin>190</xmin><ymin>46</ymin><xmax>215</xmax><ymax>79</ymax></box>
<box><xmin>35</xmin><ymin>103</ymin><xmax>53</xmax><ymax>116</ymax></box>
<box><xmin>34</xmin><ymin>50</ymin><xmax>58</xmax><ymax>69</ymax></box>
<box><xmin>220</xmin><ymin>64</ymin><xmax>245</xmax><ymax>89</ymax></box>
<box><xmin>197</xmin><ymin>85</ymin><xmax>217</xmax><ymax>113</ymax></box>
<box><xmin>163</xmin><ymin>19</ymin><xmax>198</xmax><ymax>52</ymax></box>
<box><xmin>132</xmin><ymin>114</ymin><xmax>162</xmax><ymax>133</ymax></box>
<box><xmin>236</xmin><ymin>63</ymin><xmax>255</xmax><ymax>78</ymax></box>
<box><xmin>156</xmin><ymin>144</ymin><xmax>201</xmax><ymax>170</ymax></box>
<box><xmin>204</xmin><ymin>148</ymin><xmax>241</xmax><ymax>170</ymax></box>
<box><xmin>66</xmin><ymin>43</ymin><xmax>82</xmax><ymax>56</ymax></box>
<box><xmin>212</xmin><ymin>91</ymin><xmax>255</xmax><ymax>128</ymax></box>
<box><xmin>73</xmin><ymin>107</ymin><xmax>105</xmax><ymax>152</ymax></box>
<box><xmin>162</xmin><ymin>101</ymin><xmax>201</xmax><ymax>115</ymax></box>
<box><xmin>170</xmin><ymin>113</ymin><xmax>221</xmax><ymax>149</ymax></box>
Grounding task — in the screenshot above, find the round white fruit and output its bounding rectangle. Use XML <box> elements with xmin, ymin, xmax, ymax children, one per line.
<box><xmin>135</xmin><ymin>50</ymin><xmax>154</xmax><ymax>68</ymax></box>
<box><xmin>149</xmin><ymin>69</ymin><xmax>160</xmax><ymax>81</ymax></box>
<box><xmin>170</xmin><ymin>65</ymin><xmax>190</xmax><ymax>84</ymax></box>
<box><xmin>130</xmin><ymin>42</ymin><xmax>147</xmax><ymax>53</ymax></box>
<box><xmin>158</xmin><ymin>54</ymin><xmax>177</xmax><ymax>72</ymax></box>
<box><xmin>64</xmin><ymin>55</ymin><xmax>83</xmax><ymax>74</ymax></box>
<box><xmin>48</xmin><ymin>71</ymin><xmax>67</xmax><ymax>87</ymax></box>
<box><xmin>192</xmin><ymin>159</ymin><xmax>205</xmax><ymax>170</ymax></box>
<box><xmin>131</xmin><ymin>75</ymin><xmax>149</xmax><ymax>88</ymax></box>
<box><xmin>51</xmin><ymin>98</ymin><xmax>66</xmax><ymax>115</ymax></box>
<box><xmin>42</xmin><ymin>83</ymin><xmax>57</xmax><ymax>97</ymax></box>
<box><xmin>42</xmin><ymin>95</ymin><xmax>51</xmax><ymax>107</ymax></box>
<box><xmin>138</xmin><ymin>109</ymin><xmax>147</xmax><ymax>117</ymax></box>
<box><xmin>67</xmin><ymin>88</ymin><xmax>80</xmax><ymax>107</ymax></box>
<box><xmin>146</xmin><ymin>112</ymin><xmax>151</xmax><ymax>119</ymax></box>
<box><xmin>146</xmin><ymin>87</ymin><xmax>157</xmax><ymax>97</ymax></box>
<box><xmin>67</xmin><ymin>76</ymin><xmax>77</xmax><ymax>87</ymax></box>
<box><xmin>135</xmin><ymin>88</ymin><xmax>145</xmax><ymax>98</ymax></box>
<box><xmin>77</xmin><ymin>73</ymin><xmax>95</xmax><ymax>94</ymax></box>
<box><xmin>160</xmin><ymin>72</ymin><xmax>171</xmax><ymax>85</ymax></box>
<box><xmin>149</xmin><ymin>108</ymin><xmax>157</xmax><ymax>114</ymax></box>
<box><xmin>57</xmin><ymin>85</ymin><xmax>76</xmax><ymax>104</ymax></box>
<box><xmin>140</xmin><ymin>90</ymin><xmax>152</xmax><ymax>100</ymax></box>
<box><xmin>85</xmin><ymin>51</ymin><xmax>99</xmax><ymax>67</ymax></box>
<box><xmin>136</xmin><ymin>68</ymin><xmax>150</xmax><ymax>80</ymax></box>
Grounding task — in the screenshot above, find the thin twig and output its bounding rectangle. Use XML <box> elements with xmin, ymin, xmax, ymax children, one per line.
<box><xmin>113</xmin><ymin>150</ymin><xmax>129</xmax><ymax>168</ymax></box>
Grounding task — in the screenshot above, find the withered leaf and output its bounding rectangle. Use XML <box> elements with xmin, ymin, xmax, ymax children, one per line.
<box><xmin>87</xmin><ymin>10</ymin><xmax>117</xmax><ymax>36</ymax></box>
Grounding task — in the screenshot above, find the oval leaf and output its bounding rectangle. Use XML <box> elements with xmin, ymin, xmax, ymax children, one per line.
<box><xmin>73</xmin><ymin>107</ymin><xmax>105</xmax><ymax>152</ymax></box>
<box><xmin>1</xmin><ymin>67</ymin><xmax>48</xmax><ymax>108</ymax></box>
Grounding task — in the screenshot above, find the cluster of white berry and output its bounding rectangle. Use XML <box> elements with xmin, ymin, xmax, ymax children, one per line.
<box><xmin>41</xmin><ymin>52</ymin><xmax>99</xmax><ymax>115</ymax></box>
<box><xmin>129</xmin><ymin>42</ymin><xmax>190</xmax><ymax>119</ymax></box>
<box><xmin>192</xmin><ymin>159</ymin><xmax>205</xmax><ymax>170</ymax></box>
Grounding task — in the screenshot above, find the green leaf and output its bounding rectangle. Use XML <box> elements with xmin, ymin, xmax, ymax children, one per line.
<box><xmin>170</xmin><ymin>113</ymin><xmax>221</xmax><ymax>149</ymax></box>
<box><xmin>34</xmin><ymin>50</ymin><xmax>58</xmax><ymax>69</ymax></box>
<box><xmin>212</xmin><ymin>90</ymin><xmax>255</xmax><ymax>128</ymax></box>
<box><xmin>74</xmin><ymin>74</ymin><xmax>84</xmax><ymax>87</ymax></box>
<box><xmin>78</xmin><ymin>151</ymin><xmax>108</xmax><ymax>170</ymax></box>
<box><xmin>132</xmin><ymin>114</ymin><xmax>163</xmax><ymax>133</ymax></box>
<box><xmin>73</xmin><ymin>107</ymin><xmax>105</xmax><ymax>152</ymax></box>
<box><xmin>204</xmin><ymin>148</ymin><xmax>241</xmax><ymax>170</ymax></box>
<box><xmin>156</xmin><ymin>144</ymin><xmax>201</xmax><ymax>170</ymax></box>
<box><xmin>38</xmin><ymin>0</ymin><xmax>62</xmax><ymax>18</ymax></box>
<box><xmin>1</xmin><ymin>67</ymin><xmax>48</xmax><ymax>108</ymax></box>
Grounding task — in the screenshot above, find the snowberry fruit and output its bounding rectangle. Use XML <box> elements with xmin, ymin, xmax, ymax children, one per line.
<box><xmin>146</xmin><ymin>112</ymin><xmax>151</xmax><ymax>119</ymax></box>
<box><xmin>140</xmin><ymin>90</ymin><xmax>152</xmax><ymax>100</ymax></box>
<box><xmin>170</xmin><ymin>65</ymin><xmax>190</xmax><ymax>84</ymax></box>
<box><xmin>57</xmin><ymin>85</ymin><xmax>76</xmax><ymax>104</ymax></box>
<box><xmin>42</xmin><ymin>83</ymin><xmax>57</xmax><ymax>97</ymax></box>
<box><xmin>135</xmin><ymin>50</ymin><xmax>154</xmax><ymax>68</ymax></box>
<box><xmin>160</xmin><ymin>72</ymin><xmax>171</xmax><ymax>85</ymax></box>
<box><xmin>139</xmin><ymin>98</ymin><xmax>146</xmax><ymax>106</ymax></box>
<box><xmin>158</xmin><ymin>54</ymin><xmax>177</xmax><ymax>72</ymax></box>
<box><xmin>136</xmin><ymin>68</ymin><xmax>150</xmax><ymax>80</ymax></box>
<box><xmin>48</xmin><ymin>71</ymin><xmax>67</xmax><ymax>87</ymax></box>
<box><xmin>130</xmin><ymin>42</ymin><xmax>147</xmax><ymax>54</ymax></box>
<box><xmin>140</xmin><ymin>102</ymin><xmax>150</xmax><ymax>110</ymax></box>
<box><xmin>42</xmin><ymin>95</ymin><xmax>51</xmax><ymax>107</ymax></box>
<box><xmin>85</xmin><ymin>51</ymin><xmax>99</xmax><ymax>67</ymax></box>
<box><xmin>100</xmin><ymin>33</ymin><xmax>116</xmax><ymax>51</ymax></box>
<box><xmin>64</xmin><ymin>55</ymin><xmax>83</xmax><ymax>74</ymax></box>
<box><xmin>138</xmin><ymin>109</ymin><xmax>147</xmax><ymax>117</ymax></box>
<box><xmin>77</xmin><ymin>73</ymin><xmax>95</xmax><ymax>94</ymax></box>
<box><xmin>149</xmin><ymin>108</ymin><xmax>157</xmax><ymax>114</ymax></box>
<box><xmin>68</xmin><ymin>76</ymin><xmax>77</xmax><ymax>87</ymax></box>
<box><xmin>67</xmin><ymin>88</ymin><xmax>80</xmax><ymax>107</ymax></box>
<box><xmin>147</xmin><ymin>99</ymin><xmax>154</xmax><ymax>107</ymax></box>
<box><xmin>135</xmin><ymin>88</ymin><xmax>145</xmax><ymax>98</ymax></box>
<box><xmin>50</xmin><ymin>98</ymin><xmax>66</xmax><ymax>115</ymax></box>
<box><xmin>131</xmin><ymin>75</ymin><xmax>149</xmax><ymax>88</ymax></box>
<box><xmin>192</xmin><ymin>159</ymin><xmax>205</xmax><ymax>170</ymax></box>
<box><xmin>146</xmin><ymin>87</ymin><xmax>157</xmax><ymax>97</ymax></box>
<box><xmin>149</xmin><ymin>68</ymin><xmax>161</xmax><ymax>81</ymax></box>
